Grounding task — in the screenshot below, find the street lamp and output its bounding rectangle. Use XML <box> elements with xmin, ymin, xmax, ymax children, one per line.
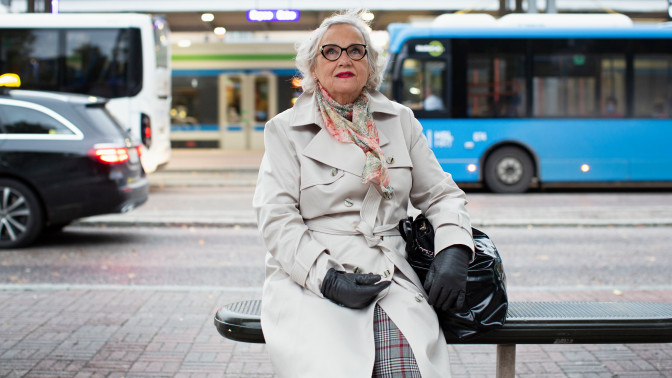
<box><xmin>361</xmin><ymin>11</ymin><xmax>374</xmax><ymax>22</ymax></box>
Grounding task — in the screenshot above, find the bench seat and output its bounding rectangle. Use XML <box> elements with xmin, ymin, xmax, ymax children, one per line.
<box><xmin>214</xmin><ymin>300</ymin><xmax>672</xmax><ymax>377</ymax></box>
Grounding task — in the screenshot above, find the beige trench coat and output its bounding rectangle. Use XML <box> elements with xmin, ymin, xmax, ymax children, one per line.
<box><xmin>253</xmin><ymin>89</ymin><xmax>474</xmax><ymax>378</ymax></box>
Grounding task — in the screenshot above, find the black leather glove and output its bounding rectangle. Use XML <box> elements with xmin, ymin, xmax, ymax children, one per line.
<box><xmin>320</xmin><ymin>268</ymin><xmax>391</xmax><ymax>309</ymax></box>
<box><xmin>423</xmin><ymin>245</ymin><xmax>471</xmax><ymax>312</ymax></box>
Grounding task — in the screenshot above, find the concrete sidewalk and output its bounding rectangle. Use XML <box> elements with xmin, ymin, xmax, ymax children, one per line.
<box><xmin>160</xmin><ymin>149</ymin><xmax>263</xmax><ymax>172</ymax></box>
<box><xmin>1</xmin><ymin>285</ymin><xmax>670</xmax><ymax>377</ymax></box>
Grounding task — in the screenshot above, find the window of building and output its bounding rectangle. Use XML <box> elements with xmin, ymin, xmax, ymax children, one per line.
<box><xmin>171</xmin><ymin>75</ymin><xmax>218</xmax><ymax>128</ymax></box>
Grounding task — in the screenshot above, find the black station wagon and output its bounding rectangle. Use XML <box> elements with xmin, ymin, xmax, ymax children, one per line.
<box><xmin>0</xmin><ymin>74</ymin><xmax>148</xmax><ymax>248</ymax></box>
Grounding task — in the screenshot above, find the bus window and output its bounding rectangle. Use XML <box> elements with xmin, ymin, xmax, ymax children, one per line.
<box><xmin>152</xmin><ymin>18</ymin><xmax>170</xmax><ymax>69</ymax></box>
<box><xmin>0</xmin><ymin>30</ymin><xmax>59</xmax><ymax>91</ymax></box>
<box><xmin>466</xmin><ymin>54</ymin><xmax>526</xmax><ymax>118</ymax></box>
<box><xmin>65</xmin><ymin>29</ymin><xmax>141</xmax><ymax>98</ymax></box>
<box><xmin>401</xmin><ymin>59</ymin><xmax>447</xmax><ymax>112</ymax></box>
<box><xmin>424</xmin><ymin>61</ymin><xmax>446</xmax><ymax>111</ymax></box>
<box><xmin>600</xmin><ymin>57</ymin><xmax>626</xmax><ymax>118</ymax></box>
<box><xmin>634</xmin><ymin>55</ymin><xmax>672</xmax><ymax>119</ymax></box>
<box><xmin>379</xmin><ymin>54</ymin><xmax>395</xmax><ymax>99</ymax></box>
<box><xmin>401</xmin><ymin>59</ymin><xmax>422</xmax><ymax>107</ymax></box>
<box><xmin>532</xmin><ymin>39</ymin><xmax>625</xmax><ymax>118</ymax></box>
<box><xmin>453</xmin><ymin>39</ymin><xmax>527</xmax><ymax>118</ymax></box>
<box><xmin>533</xmin><ymin>53</ymin><xmax>596</xmax><ymax>117</ymax></box>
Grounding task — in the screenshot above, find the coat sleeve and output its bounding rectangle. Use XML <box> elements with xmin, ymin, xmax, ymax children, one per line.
<box><xmin>404</xmin><ymin>107</ymin><xmax>475</xmax><ymax>255</ymax></box>
<box><xmin>253</xmin><ymin>116</ymin><xmax>341</xmax><ymax>293</ymax></box>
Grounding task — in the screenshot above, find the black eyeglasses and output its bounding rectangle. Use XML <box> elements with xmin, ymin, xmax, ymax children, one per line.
<box><xmin>320</xmin><ymin>44</ymin><xmax>368</xmax><ymax>61</ymax></box>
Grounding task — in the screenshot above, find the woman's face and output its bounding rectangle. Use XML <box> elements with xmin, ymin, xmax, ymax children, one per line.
<box><xmin>312</xmin><ymin>23</ymin><xmax>370</xmax><ymax>105</ymax></box>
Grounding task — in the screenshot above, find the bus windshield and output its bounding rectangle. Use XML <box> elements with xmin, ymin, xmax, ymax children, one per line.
<box><xmin>1</xmin><ymin>28</ymin><xmax>143</xmax><ymax>98</ymax></box>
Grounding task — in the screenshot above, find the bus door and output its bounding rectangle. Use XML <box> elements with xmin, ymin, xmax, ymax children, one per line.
<box><xmin>218</xmin><ymin>73</ymin><xmax>277</xmax><ymax>150</ymax></box>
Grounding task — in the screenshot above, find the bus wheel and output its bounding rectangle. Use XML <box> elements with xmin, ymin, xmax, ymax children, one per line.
<box><xmin>484</xmin><ymin>147</ymin><xmax>534</xmax><ymax>193</ymax></box>
<box><xmin>0</xmin><ymin>179</ymin><xmax>44</xmax><ymax>249</ymax></box>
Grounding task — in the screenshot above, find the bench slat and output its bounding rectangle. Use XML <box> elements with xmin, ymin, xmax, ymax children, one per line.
<box><xmin>214</xmin><ymin>300</ymin><xmax>672</xmax><ymax>345</ymax></box>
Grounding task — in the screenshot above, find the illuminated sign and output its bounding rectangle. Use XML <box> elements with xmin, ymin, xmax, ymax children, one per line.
<box><xmin>414</xmin><ymin>40</ymin><xmax>445</xmax><ymax>57</ymax></box>
<box><xmin>247</xmin><ymin>9</ymin><xmax>300</xmax><ymax>22</ymax></box>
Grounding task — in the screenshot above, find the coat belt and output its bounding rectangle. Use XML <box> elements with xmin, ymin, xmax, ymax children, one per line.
<box><xmin>304</xmin><ymin>185</ymin><xmax>425</xmax><ymax>292</ymax></box>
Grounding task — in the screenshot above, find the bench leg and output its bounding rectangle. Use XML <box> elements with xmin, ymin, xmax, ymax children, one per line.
<box><xmin>496</xmin><ymin>344</ymin><xmax>516</xmax><ymax>378</ymax></box>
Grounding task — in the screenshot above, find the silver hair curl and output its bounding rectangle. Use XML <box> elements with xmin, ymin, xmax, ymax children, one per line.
<box><xmin>295</xmin><ymin>9</ymin><xmax>384</xmax><ymax>94</ymax></box>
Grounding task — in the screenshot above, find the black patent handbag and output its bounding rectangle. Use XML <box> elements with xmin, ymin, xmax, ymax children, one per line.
<box><xmin>399</xmin><ymin>215</ymin><xmax>508</xmax><ymax>341</ymax></box>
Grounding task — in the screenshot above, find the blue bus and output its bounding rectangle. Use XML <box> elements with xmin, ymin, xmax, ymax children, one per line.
<box><xmin>382</xmin><ymin>15</ymin><xmax>672</xmax><ymax>193</ymax></box>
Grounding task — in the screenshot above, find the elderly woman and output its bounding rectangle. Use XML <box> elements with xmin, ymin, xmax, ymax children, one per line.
<box><xmin>253</xmin><ymin>10</ymin><xmax>474</xmax><ymax>378</ymax></box>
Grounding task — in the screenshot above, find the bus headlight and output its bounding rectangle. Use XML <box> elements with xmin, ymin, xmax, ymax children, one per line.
<box><xmin>580</xmin><ymin>164</ymin><xmax>590</xmax><ymax>173</ymax></box>
<box><xmin>467</xmin><ymin>164</ymin><xmax>478</xmax><ymax>173</ymax></box>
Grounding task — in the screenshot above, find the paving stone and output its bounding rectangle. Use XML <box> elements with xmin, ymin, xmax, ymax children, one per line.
<box><xmin>0</xmin><ymin>287</ymin><xmax>670</xmax><ymax>377</ymax></box>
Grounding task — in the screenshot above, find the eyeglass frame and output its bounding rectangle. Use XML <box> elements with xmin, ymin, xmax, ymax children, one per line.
<box><xmin>319</xmin><ymin>44</ymin><xmax>368</xmax><ymax>62</ymax></box>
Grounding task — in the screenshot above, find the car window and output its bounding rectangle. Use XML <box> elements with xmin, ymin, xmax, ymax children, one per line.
<box><xmin>0</xmin><ymin>103</ymin><xmax>77</xmax><ymax>136</ymax></box>
<box><xmin>85</xmin><ymin>107</ymin><xmax>128</xmax><ymax>139</ymax></box>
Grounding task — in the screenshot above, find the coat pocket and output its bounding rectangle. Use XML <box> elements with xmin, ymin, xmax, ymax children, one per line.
<box><xmin>299</xmin><ymin>165</ymin><xmax>345</xmax><ymax>191</ymax></box>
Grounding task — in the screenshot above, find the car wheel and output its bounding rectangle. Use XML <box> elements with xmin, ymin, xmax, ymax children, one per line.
<box><xmin>0</xmin><ymin>179</ymin><xmax>44</xmax><ymax>249</ymax></box>
<box><xmin>484</xmin><ymin>146</ymin><xmax>534</xmax><ymax>193</ymax></box>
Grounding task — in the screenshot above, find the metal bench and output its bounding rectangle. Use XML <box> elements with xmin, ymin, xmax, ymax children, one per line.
<box><xmin>214</xmin><ymin>300</ymin><xmax>672</xmax><ymax>378</ymax></box>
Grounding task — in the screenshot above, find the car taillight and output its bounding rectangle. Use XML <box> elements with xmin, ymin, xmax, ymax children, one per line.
<box><xmin>90</xmin><ymin>147</ymin><xmax>130</xmax><ymax>164</ymax></box>
<box><xmin>141</xmin><ymin>113</ymin><xmax>152</xmax><ymax>148</ymax></box>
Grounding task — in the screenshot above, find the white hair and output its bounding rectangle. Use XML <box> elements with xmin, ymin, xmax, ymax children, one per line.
<box><xmin>295</xmin><ymin>9</ymin><xmax>384</xmax><ymax>94</ymax></box>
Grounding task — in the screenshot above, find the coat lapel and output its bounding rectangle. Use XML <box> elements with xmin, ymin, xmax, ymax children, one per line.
<box><xmin>293</xmin><ymin>90</ymin><xmax>398</xmax><ymax>176</ymax></box>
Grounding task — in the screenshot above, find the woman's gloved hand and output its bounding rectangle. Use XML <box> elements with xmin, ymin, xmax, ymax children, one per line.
<box><xmin>320</xmin><ymin>268</ymin><xmax>391</xmax><ymax>309</ymax></box>
<box><xmin>423</xmin><ymin>245</ymin><xmax>471</xmax><ymax>311</ymax></box>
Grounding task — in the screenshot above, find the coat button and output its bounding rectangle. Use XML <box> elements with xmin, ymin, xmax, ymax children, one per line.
<box><xmin>331</xmin><ymin>168</ymin><xmax>338</xmax><ymax>176</ymax></box>
<box><xmin>344</xmin><ymin>198</ymin><xmax>353</xmax><ymax>207</ymax></box>
<box><xmin>386</xmin><ymin>156</ymin><xmax>394</xmax><ymax>164</ymax></box>
<box><xmin>415</xmin><ymin>293</ymin><xmax>424</xmax><ymax>302</ymax></box>
<box><xmin>383</xmin><ymin>190</ymin><xmax>393</xmax><ymax>200</ymax></box>
<box><xmin>383</xmin><ymin>269</ymin><xmax>391</xmax><ymax>278</ymax></box>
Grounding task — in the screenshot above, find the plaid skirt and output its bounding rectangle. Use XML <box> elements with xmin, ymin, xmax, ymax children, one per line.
<box><xmin>372</xmin><ymin>305</ymin><xmax>422</xmax><ymax>378</ymax></box>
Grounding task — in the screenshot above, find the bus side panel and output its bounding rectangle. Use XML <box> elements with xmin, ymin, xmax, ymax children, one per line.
<box><xmin>417</xmin><ymin>118</ymin><xmax>672</xmax><ymax>183</ymax></box>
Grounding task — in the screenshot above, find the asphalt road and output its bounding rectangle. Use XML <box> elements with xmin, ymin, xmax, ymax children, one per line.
<box><xmin>2</xmin><ymin>224</ymin><xmax>670</xmax><ymax>291</ymax></box>
<box><xmin>78</xmin><ymin>185</ymin><xmax>672</xmax><ymax>228</ymax></box>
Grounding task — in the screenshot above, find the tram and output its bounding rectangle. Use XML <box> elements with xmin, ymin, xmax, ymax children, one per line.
<box><xmin>170</xmin><ymin>41</ymin><xmax>300</xmax><ymax>149</ymax></box>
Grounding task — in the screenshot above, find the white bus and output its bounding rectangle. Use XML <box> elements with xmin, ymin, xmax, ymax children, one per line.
<box><xmin>0</xmin><ymin>13</ymin><xmax>171</xmax><ymax>173</ymax></box>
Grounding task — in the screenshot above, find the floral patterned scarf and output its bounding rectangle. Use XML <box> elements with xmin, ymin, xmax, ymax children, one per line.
<box><xmin>315</xmin><ymin>83</ymin><xmax>393</xmax><ymax>197</ymax></box>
